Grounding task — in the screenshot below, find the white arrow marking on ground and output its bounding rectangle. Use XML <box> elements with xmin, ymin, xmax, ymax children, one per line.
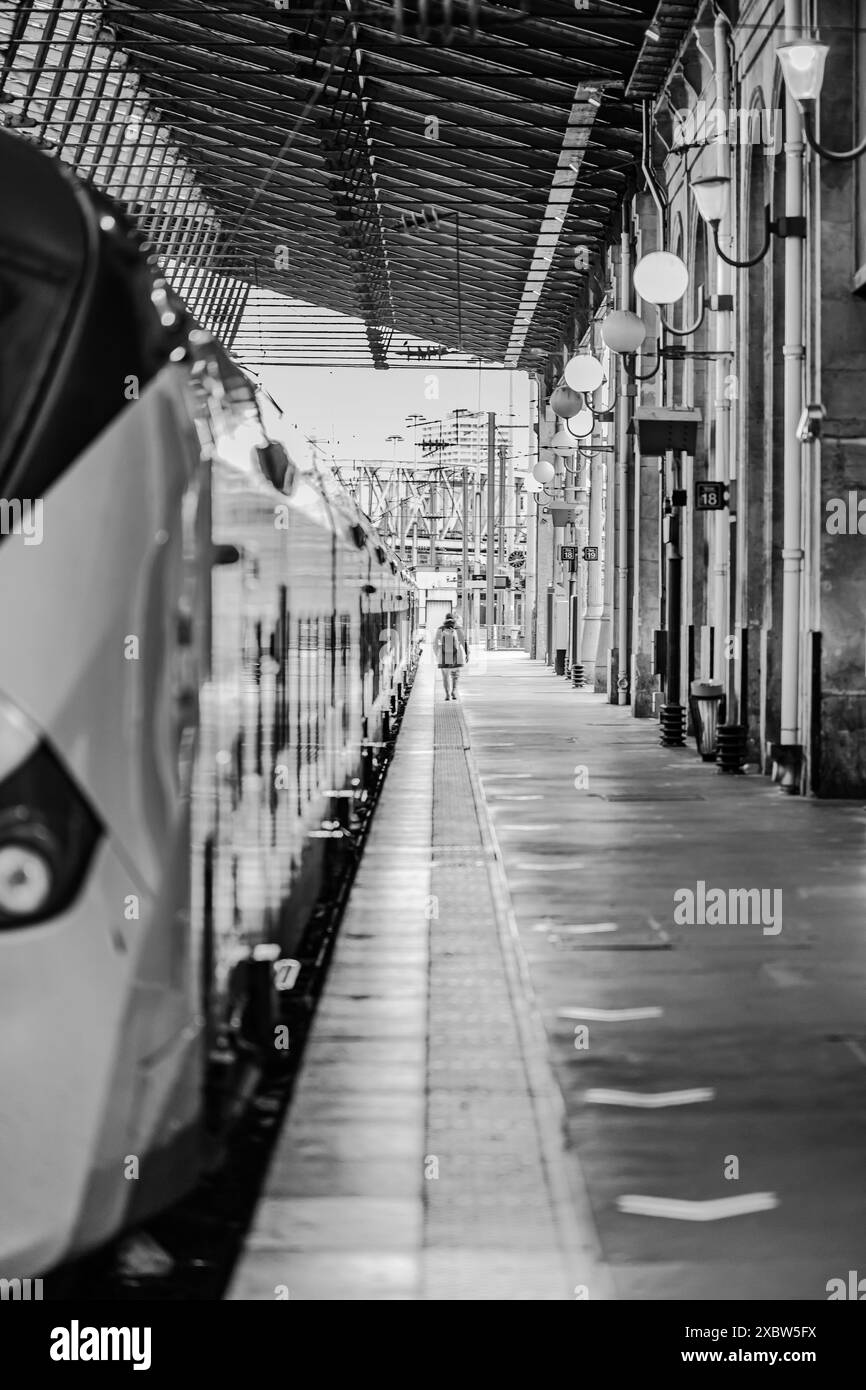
<box><xmin>584</xmin><ymin>1087</ymin><xmax>714</xmax><ymax>1107</ymax></box>
<box><xmin>558</xmin><ymin>1006</ymin><xmax>661</xmax><ymax>1022</ymax></box>
<box><xmin>762</xmin><ymin>963</ymin><xmax>807</xmax><ymax>989</ymax></box>
<box><xmin>617</xmin><ymin>1193</ymin><xmax>778</xmax><ymax>1221</ymax></box>
<box><xmin>516</xmin><ymin>860</ymin><xmax>586</xmax><ymax>869</ymax></box>
<box><xmin>535</xmin><ymin>922</ymin><xmax>619</xmax><ymax>935</ymax></box>
<box><xmin>647</xmin><ymin>915</ymin><xmax>672</xmax><ymax>946</ymax></box>
<box><xmin>502</xmin><ymin>824</ymin><xmax>564</xmax><ymax>832</ymax></box>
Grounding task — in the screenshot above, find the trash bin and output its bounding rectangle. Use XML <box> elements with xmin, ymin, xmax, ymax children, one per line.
<box><xmin>689</xmin><ymin>680</ymin><xmax>725</xmax><ymax>761</ymax></box>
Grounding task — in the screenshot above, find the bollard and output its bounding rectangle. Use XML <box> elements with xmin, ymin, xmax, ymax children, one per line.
<box><xmin>659</xmin><ymin>703</ymin><xmax>686</xmax><ymax>747</ymax></box>
<box><xmin>716</xmin><ymin>724</ymin><xmax>747</xmax><ymax>774</ymax></box>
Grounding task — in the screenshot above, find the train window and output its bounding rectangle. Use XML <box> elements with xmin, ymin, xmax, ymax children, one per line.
<box><xmin>296</xmin><ymin>618</ymin><xmax>303</xmax><ymax>815</ymax></box>
<box><xmin>307</xmin><ymin>622</ymin><xmax>316</xmax><ymax>806</ymax></box>
<box><xmin>313</xmin><ymin>617</ymin><xmax>320</xmax><ymax>787</ymax></box>
<box><xmin>340</xmin><ymin>615</ymin><xmax>350</xmax><ymax>743</ymax></box>
<box><xmin>276</xmin><ymin>585</ymin><xmax>290</xmax><ymax>754</ymax></box>
<box><xmin>330</xmin><ymin>613</ymin><xmax>337</xmax><ymax>707</ymax></box>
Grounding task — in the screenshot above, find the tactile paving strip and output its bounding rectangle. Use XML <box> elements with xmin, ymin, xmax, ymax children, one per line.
<box><xmin>421</xmin><ymin>700</ymin><xmax>568</xmax><ymax>1298</ymax></box>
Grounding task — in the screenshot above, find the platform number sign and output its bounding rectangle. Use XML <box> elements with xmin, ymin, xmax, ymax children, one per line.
<box><xmin>560</xmin><ymin>544</ymin><xmax>577</xmax><ymax>561</ymax></box>
<box><xmin>696</xmin><ymin>481</ymin><xmax>726</xmax><ymax>511</ymax></box>
<box><xmin>582</xmin><ymin>546</ymin><xmax>599</xmax><ymax>561</ymax></box>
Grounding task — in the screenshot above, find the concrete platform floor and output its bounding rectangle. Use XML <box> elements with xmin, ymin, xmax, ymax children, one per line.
<box><xmin>229</xmin><ymin>651</ymin><xmax>866</xmax><ymax>1301</ymax></box>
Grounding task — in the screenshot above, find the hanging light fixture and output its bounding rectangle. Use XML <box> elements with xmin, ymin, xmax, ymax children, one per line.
<box><xmin>532</xmin><ymin>458</ymin><xmax>555</xmax><ymax>484</ymax></box>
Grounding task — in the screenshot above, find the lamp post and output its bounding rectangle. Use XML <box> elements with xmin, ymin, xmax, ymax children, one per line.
<box><xmin>451</xmin><ymin>407</ymin><xmax>473</xmax><ymax>630</ymax></box>
<box><xmin>405</xmin><ymin>414</ymin><xmax>425</xmax><ymax>568</ymax></box>
<box><xmin>386</xmin><ymin>434</ymin><xmax>403</xmax><ymax>555</ymax></box>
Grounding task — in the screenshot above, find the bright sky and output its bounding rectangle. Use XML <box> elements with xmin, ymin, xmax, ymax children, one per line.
<box><xmin>258</xmin><ymin>365</ymin><xmax>532</xmax><ymax>470</ymax></box>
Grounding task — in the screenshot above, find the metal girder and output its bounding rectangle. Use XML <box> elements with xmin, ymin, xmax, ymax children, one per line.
<box><xmin>1</xmin><ymin>0</ymin><xmax>657</xmax><ymax>367</ymax></box>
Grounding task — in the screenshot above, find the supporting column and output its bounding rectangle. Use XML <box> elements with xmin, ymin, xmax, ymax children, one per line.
<box><xmin>616</xmin><ymin>228</ymin><xmax>633</xmax><ymax>704</ymax></box>
<box><xmin>581</xmin><ymin>449</ymin><xmax>606</xmax><ymax>687</ymax></box>
<box><xmin>712</xmin><ymin>11</ymin><xmax>737</xmax><ymax>742</ymax></box>
<box><xmin>775</xmin><ymin>0</ymin><xmax>806</xmax><ymax>791</ymax></box>
<box><xmin>486</xmin><ymin>412</ymin><xmax>496</xmax><ymax>645</ymax></box>
<box><xmin>632</xmin><ymin>448</ymin><xmax>661</xmax><ymax>718</ymax></box>
<box><xmin>525</xmin><ymin>486</ymin><xmax>537</xmax><ymax>654</ymax></box>
<box><xmin>461</xmin><ymin>465</ymin><xmax>469</xmax><ymax>628</ymax></box>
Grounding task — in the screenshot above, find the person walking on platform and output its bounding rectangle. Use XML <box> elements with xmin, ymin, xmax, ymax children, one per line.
<box><xmin>433</xmin><ymin>612</ymin><xmax>469</xmax><ymax>700</ymax></box>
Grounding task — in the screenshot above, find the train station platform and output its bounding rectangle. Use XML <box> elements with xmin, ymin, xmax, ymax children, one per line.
<box><xmin>229</xmin><ymin>652</ymin><xmax>866</xmax><ymax>1302</ymax></box>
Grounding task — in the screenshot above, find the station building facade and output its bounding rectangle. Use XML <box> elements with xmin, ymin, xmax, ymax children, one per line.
<box><xmin>528</xmin><ymin>0</ymin><xmax>866</xmax><ymax>797</ymax></box>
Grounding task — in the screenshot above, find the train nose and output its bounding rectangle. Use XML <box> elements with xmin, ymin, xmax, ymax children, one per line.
<box><xmin>0</xmin><ymin>838</ymin><xmax>146</xmax><ymax>1276</ymax></box>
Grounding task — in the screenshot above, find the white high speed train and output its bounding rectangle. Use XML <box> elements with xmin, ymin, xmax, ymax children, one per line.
<box><xmin>0</xmin><ymin>130</ymin><xmax>417</xmax><ymax>1275</ymax></box>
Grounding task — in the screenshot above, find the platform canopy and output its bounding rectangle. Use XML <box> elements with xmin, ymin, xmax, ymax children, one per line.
<box><xmin>1</xmin><ymin>0</ymin><xmax>661</xmax><ymax>367</ymax></box>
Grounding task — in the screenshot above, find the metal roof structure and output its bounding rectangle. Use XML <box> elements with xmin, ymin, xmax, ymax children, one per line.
<box><xmin>1</xmin><ymin>0</ymin><xmax>662</xmax><ymax>368</ymax></box>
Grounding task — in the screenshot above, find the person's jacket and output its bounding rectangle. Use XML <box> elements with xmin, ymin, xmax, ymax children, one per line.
<box><xmin>434</xmin><ymin>623</ymin><xmax>469</xmax><ymax>667</ymax></box>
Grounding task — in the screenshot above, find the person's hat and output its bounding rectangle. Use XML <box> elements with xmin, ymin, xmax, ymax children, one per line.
<box><xmin>444</xmin><ymin>614</ymin><xmax>455</xmax><ymax>625</ymax></box>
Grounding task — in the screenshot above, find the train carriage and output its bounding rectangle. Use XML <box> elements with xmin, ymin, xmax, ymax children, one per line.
<box><xmin>0</xmin><ymin>129</ymin><xmax>416</xmax><ymax>1275</ymax></box>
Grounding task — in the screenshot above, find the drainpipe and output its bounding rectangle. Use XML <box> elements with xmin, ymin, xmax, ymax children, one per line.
<box><xmin>525</xmin><ymin>373</ymin><xmax>539</xmax><ymax>655</ymax></box>
<box><xmin>713</xmin><ymin>13</ymin><xmax>734</xmax><ymax>694</ymax></box>
<box><xmin>778</xmin><ymin>0</ymin><xmax>806</xmax><ymax>789</ymax></box>
<box><xmin>616</xmin><ymin>225</ymin><xmax>632</xmax><ymax>703</ymax></box>
<box><xmin>642</xmin><ymin>100</ymin><xmax>668</xmax><ymax>239</ymax></box>
<box><xmin>602</xmin><ymin>248</ymin><xmax>618</xmax><ymax>697</ymax></box>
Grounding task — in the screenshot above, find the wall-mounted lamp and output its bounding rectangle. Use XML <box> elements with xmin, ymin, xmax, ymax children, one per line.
<box><xmin>796</xmin><ymin>402</ymin><xmax>826</xmax><ymax>443</ymax></box>
<box><xmin>633</xmin><ymin>250</ymin><xmax>722</xmax><ymax>334</ymax></box>
<box><xmin>565</xmin><ymin>408</ymin><xmax>595</xmax><ymax>439</ymax></box>
<box><xmin>563</xmin><ymin>354</ymin><xmax>605</xmax><ymax>393</ymax></box>
<box><xmin>603</xmin><ymin>252</ymin><xmax>690</xmax><ymax>382</ymax></box>
<box><xmin>549</xmin><ymin>384</ymin><xmax>585</xmax><ymax>419</ymax></box>
<box><xmin>777</xmin><ymin>41</ymin><xmax>866</xmax><ymax>162</ymax></box>
<box><xmin>602</xmin><ymin>310</ymin><xmax>646</xmax><ymax>354</ymax></box>
<box><xmin>691</xmin><ymin>174</ymin><xmax>805</xmax><ymax>267</ymax></box>
<box><xmin>550</xmin><ymin>425</ymin><xmax>578</xmax><ymax>451</ymax></box>
<box><xmin>633</xmin><ymin>251</ymin><xmax>689</xmax><ymax>306</ymax></box>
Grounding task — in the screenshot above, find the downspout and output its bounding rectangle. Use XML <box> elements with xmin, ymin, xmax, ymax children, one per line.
<box><xmin>642</xmin><ymin>99</ymin><xmax>668</xmax><ymax>243</ymax></box>
<box><xmin>712</xmin><ymin>12</ymin><xmax>734</xmax><ymax>692</ymax></box>
<box><xmin>616</xmin><ymin>224</ymin><xmax>632</xmax><ymax>703</ymax></box>
<box><xmin>525</xmin><ymin>372</ymin><xmax>539</xmax><ymax>656</ymax></box>
<box><xmin>778</xmin><ymin>0</ymin><xmax>806</xmax><ymax>788</ymax></box>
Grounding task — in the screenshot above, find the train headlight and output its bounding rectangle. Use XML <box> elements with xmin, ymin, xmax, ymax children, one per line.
<box><xmin>0</xmin><ymin>701</ymin><xmax>102</xmax><ymax>927</ymax></box>
<box><xmin>0</xmin><ymin>843</ymin><xmax>53</xmax><ymax>917</ymax></box>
